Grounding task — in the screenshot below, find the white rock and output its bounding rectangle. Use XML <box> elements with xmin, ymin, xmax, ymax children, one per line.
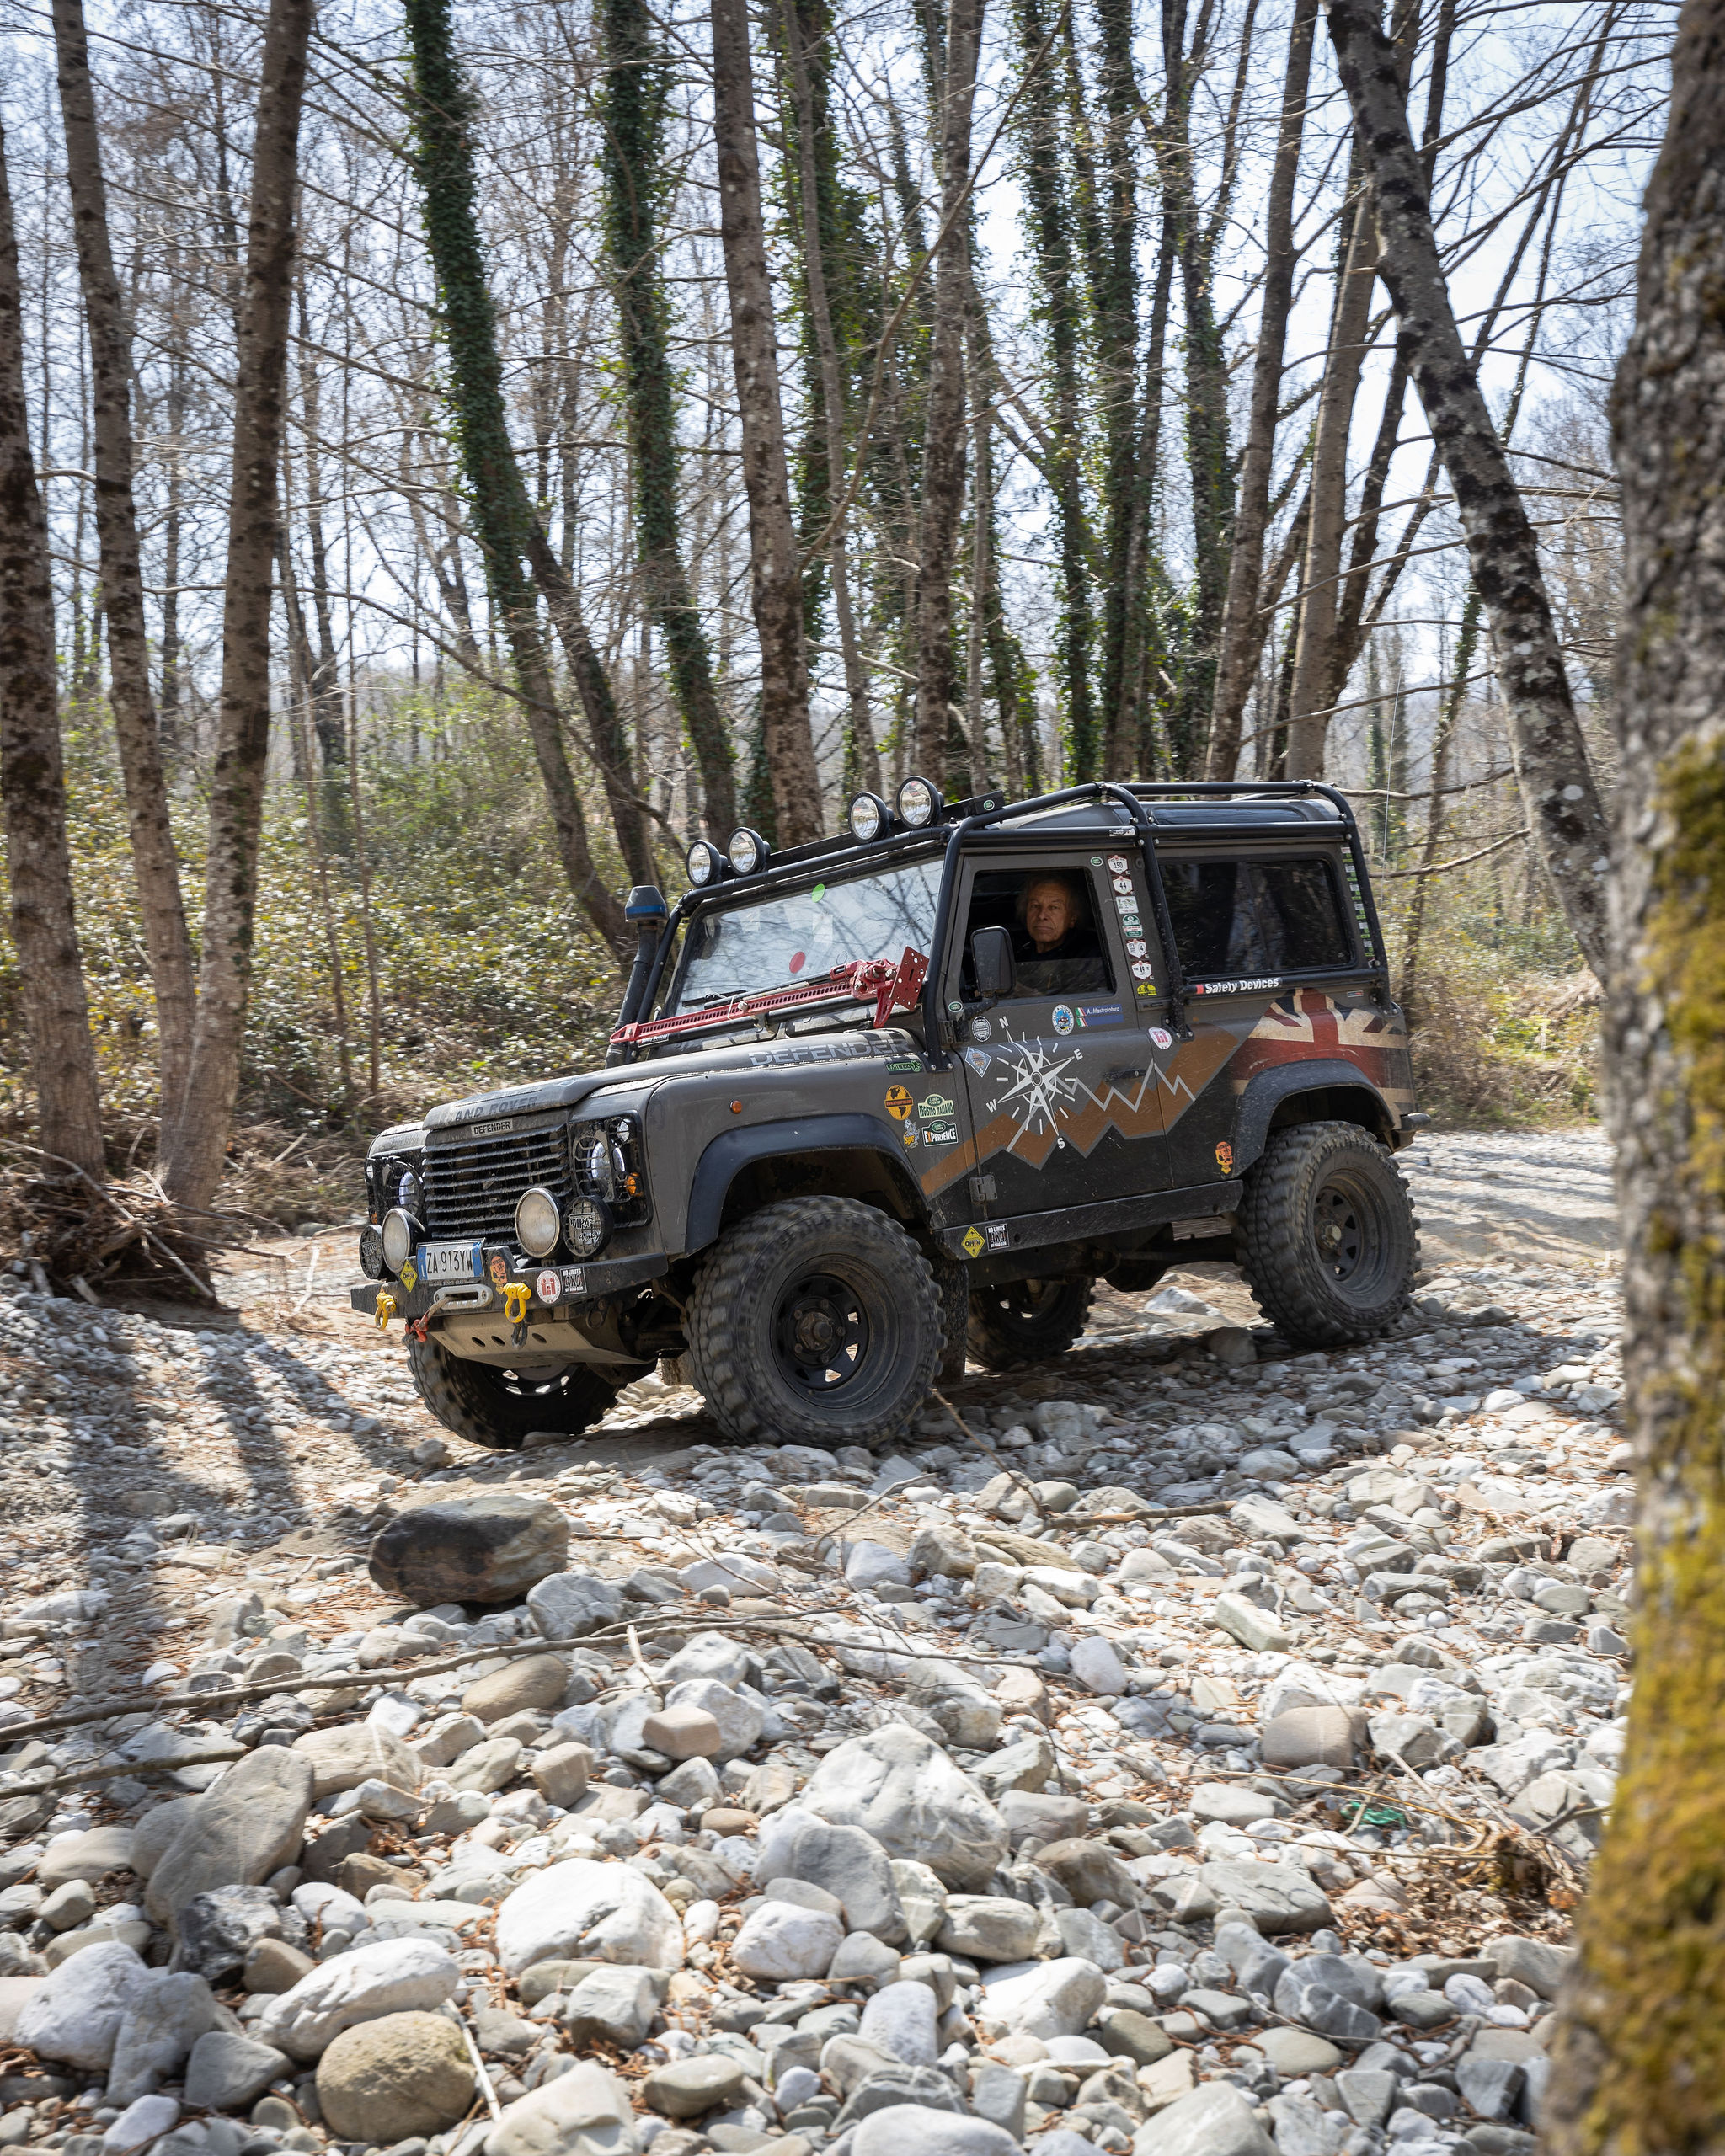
<box><xmin>256</xmin><ymin>1937</ymin><xmax>461</xmax><ymax>2060</ymax></box>
<box><xmin>526</xmin><ymin>1571</ymin><xmax>623</xmax><ymax>1640</ymax></box>
<box><xmin>801</xmin><ymin>1722</ymin><xmax>1008</xmax><ymax>1889</ymax></box>
<box><xmin>858</xmin><ymin>1979</ymin><xmax>939</xmax><ymax>2064</ymax></box>
<box><xmin>103</xmin><ymin>2094</ymin><xmax>180</xmax><ymax>2153</ymax></box>
<box><xmin>979</xmin><ymin>1956</ymin><xmax>1106</xmax><ymax>2039</ymax></box>
<box><xmin>845</xmin><ymin>1540</ymin><xmax>912</xmax><ymax>1590</ymax></box>
<box><xmin>16</xmin><ymin>1940</ymin><xmax>148</xmax><ymax>2070</ymax></box>
<box><xmin>107</xmin><ymin>1971</ymin><xmax>217</xmax><ymax>2104</ymax></box>
<box><xmin>484</xmin><ymin>2058</ymin><xmax>642</xmax><ymax>2156</ymax></box>
<box><xmin>1068</xmin><ymin>1636</ymin><xmax>1128</xmax><ymax>1695</ymax></box>
<box><xmin>660</xmin><ymin>1632</ymin><xmax>755</xmax><ymax>1687</ymax></box>
<box><xmin>494</xmin><ymin>1859</ymin><xmax>684</xmax><ymax>1976</ymax></box>
<box><xmin>679</xmin><ymin>1553</ymin><xmax>778</xmax><ymax>1595</ymax></box>
<box><xmin>1146</xmin><ymin>2079</ymin><xmax>1276</xmax><ymax>2156</ymax></box>
<box><xmin>663</xmin><ymin>1678</ymin><xmax>762</xmax><ymax>1762</ymax></box>
<box><xmin>729</xmin><ymin>1901</ymin><xmax>843</xmax><ymax>1982</ymax></box>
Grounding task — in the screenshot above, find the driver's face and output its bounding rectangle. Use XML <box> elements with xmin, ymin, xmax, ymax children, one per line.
<box><xmin>1025</xmin><ymin>881</ymin><xmax>1080</xmax><ymax>951</ymax></box>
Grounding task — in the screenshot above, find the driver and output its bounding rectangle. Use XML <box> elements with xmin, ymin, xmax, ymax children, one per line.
<box><xmin>1013</xmin><ymin>873</ymin><xmax>1107</xmax><ymax>995</ymax></box>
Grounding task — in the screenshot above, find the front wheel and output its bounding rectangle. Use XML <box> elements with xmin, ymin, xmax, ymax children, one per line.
<box><xmin>686</xmin><ymin>1197</ymin><xmax>942</xmax><ymax>1447</ymax></box>
<box><xmin>966</xmin><ymin>1277</ymin><xmax>1094</xmax><ymax>1369</ymax></box>
<box><xmin>1237</xmin><ymin>1119</ymin><xmax>1417</xmax><ymax>1347</ymax></box>
<box><xmin>407</xmin><ymin>1333</ymin><xmax>637</xmax><ymax>1451</ymax></box>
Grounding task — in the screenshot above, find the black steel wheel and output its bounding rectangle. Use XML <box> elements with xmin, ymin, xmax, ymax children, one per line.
<box><xmin>1238</xmin><ymin>1118</ymin><xmax>1418</xmax><ymax>1346</ymax></box>
<box><xmin>965</xmin><ymin>1275</ymin><xmax>1094</xmax><ymax>1369</ymax></box>
<box><xmin>407</xmin><ymin>1332</ymin><xmax>638</xmax><ymax>1450</ymax></box>
<box><xmin>686</xmin><ymin>1197</ymin><xmax>942</xmax><ymax>1446</ymax></box>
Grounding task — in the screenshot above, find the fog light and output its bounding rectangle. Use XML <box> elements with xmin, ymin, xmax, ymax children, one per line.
<box><xmin>359</xmin><ymin>1225</ymin><xmax>385</xmax><ymax>1279</ymax></box>
<box><xmin>686</xmin><ymin>839</ymin><xmax>725</xmax><ymax>887</ymax></box>
<box><xmin>565</xmin><ymin>1194</ymin><xmax>614</xmax><ymax>1258</ymax></box>
<box><xmin>728</xmin><ymin>826</ymin><xmax>770</xmax><ymax>875</ymax></box>
<box><xmin>381</xmin><ymin>1208</ymin><xmax>421</xmax><ymax>1275</ymax></box>
<box><xmin>515</xmin><ymin>1185</ymin><xmax>563</xmax><ymax>1257</ymax></box>
<box><xmin>848</xmin><ymin>791</ymin><xmax>891</xmax><ymax>842</ymax></box>
<box><xmin>896</xmin><ymin>776</ymin><xmax>943</xmax><ymax>828</ymax></box>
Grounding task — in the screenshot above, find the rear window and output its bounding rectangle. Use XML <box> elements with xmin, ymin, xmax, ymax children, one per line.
<box><xmin>1161</xmin><ymin>856</ymin><xmax>1352</xmax><ymax>979</ymax></box>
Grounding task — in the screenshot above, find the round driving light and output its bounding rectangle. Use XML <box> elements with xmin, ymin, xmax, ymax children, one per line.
<box><xmin>397</xmin><ymin>1168</ymin><xmax>422</xmax><ymax>1219</ymax></box>
<box><xmin>564</xmin><ymin>1194</ymin><xmax>614</xmax><ymax>1258</ymax></box>
<box><xmin>359</xmin><ymin>1225</ymin><xmax>385</xmax><ymax>1280</ymax></box>
<box><xmin>686</xmin><ymin>838</ymin><xmax>724</xmax><ymax>887</ymax></box>
<box><xmin>896</xmin><ymin>776</ymin><xmax>943</xmax><ymax>829</ymax></box>
<box><xmin>381</xmin><ymin>1208</ymin><xmax>421</xmax><ymax>1275</ymax></box>
<box><xmin>848</xmin><ymin>791</ymin><xmax>891</xmax><ymax>842</ymax></box>
<box><xmin>515</xmin><ymin>1185</ymin><xmax>563</xmax><ymax>1257</ymax></box>
<box><xmin>728</xmin><ymin>826</ymin><xmax>770</xmax><ymax>874</ymax></box>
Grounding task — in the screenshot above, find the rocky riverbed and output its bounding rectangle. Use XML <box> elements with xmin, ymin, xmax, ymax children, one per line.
<box><xmin>0</xmin><ymin>1129</ymin><xmax>1625</xmax><ymax>2156</ymax></box>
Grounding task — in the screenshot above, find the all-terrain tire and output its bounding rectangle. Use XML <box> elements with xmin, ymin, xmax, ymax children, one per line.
<box><xmin>966</xmin><ymin>1276</ymin><xmax>1095</xmax><ymax>1369</ymax></box>
<box><xmin>935</xmin><ymin>1260</ymin><xmax>971</xmax><ymax>1385</ymax></box>
<box><xmin>407</xmin><ymin>1332</ymin><xmax>635</xmax><ymax>1451</ymax></box>
<box><xmin>686</xmin><ymin>1197</ymin><xmax>943</xmax><ymax>1447</ymax></box>
<box><xmin>1237</xmin><ymin>1119</ymin><xmax>1418</xmax><ymax>1348</ymax></box>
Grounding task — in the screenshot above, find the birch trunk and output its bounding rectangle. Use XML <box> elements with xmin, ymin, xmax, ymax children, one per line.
<box><xmin>158</xmin><ymin>0</ymin><xmax>312</xmax><ymax>1209</ymax></box>
<box><xmin>711</xmin><ymin>0</ymin><xmax>822</xmax><ymax>842</ymax></box>
<box><xmin>912</xmin><ymin>0</ymin><xmax>985</xmax><ymax>782</ymax></box>
<box><xmin>1323</xmin><ymin>0</ymin><xmax>1610</xmax><ymax>975</ymax></box>
<box><xmin>0</xmin><ymin>115</ymin><xmax>105</xmax><ymax>1183</ymax></box>
<box><xmin>1207</xmin><ymin>0</ymin><xmax>1317</xmax><ymax>778</ymax></box>
<box><xmin>51</xmin><ymin>0</ymin><xmax>196</xmax><ymax>1122</ymax></box>
<box><xmin>1544</xmin><ymin>6</ymin><xmax>1725</xmax><ymax>2143</ymax></box>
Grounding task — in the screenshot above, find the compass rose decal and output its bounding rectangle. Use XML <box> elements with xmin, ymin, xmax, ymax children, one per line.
<box><xmin>985</xmin><ymin>1029</ymin><xmax>1088</xmax><ymax>1150</ymax></box>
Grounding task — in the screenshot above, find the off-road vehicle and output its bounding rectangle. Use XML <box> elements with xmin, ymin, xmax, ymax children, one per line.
<box><xmin>353</xmin><ymin>779</ymin><xmax>1423</xmax><ymax>1450</ymax></box>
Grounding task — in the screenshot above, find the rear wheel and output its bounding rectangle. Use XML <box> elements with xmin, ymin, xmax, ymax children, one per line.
<box><xmin>407</xmin><ymin>1332</ymin><xmax>637</xmax><ymax>1451</ymax></box>
<box><xmin>686</xmin><ymin>1197</ymin><xmax>942</xmax><ymax>1447</ymax></box>
<box><xmin>1238</xmin><ymin>1119</ymin><xmax>1417</xmax><ymax>1346</ymax></box>
<box><xmin>934</xmin><ymin>1260</ymin><xmax>971</xmax><ymax>1385</ymax></box>
<box><xmin>966</xmin><ymin>1276</ymin><xmax>1094</xmax><ymax>1369</ymax></box>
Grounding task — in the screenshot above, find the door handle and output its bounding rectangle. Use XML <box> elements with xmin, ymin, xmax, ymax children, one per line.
<box><xmin>1104</xmin><ymin>1065</ymin><xmax>1148</xmax><ymax>1086</ymax></box>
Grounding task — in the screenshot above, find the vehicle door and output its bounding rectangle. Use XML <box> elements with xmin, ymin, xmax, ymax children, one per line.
<box><xmin>931</xmin><ymin>850</ymin><xmax>1169</xmax><ymax>1224</ymax></box>
<box><xmin>1153</xmin><ymin>847</ymin><xmax>1362</xmax><ymax>1187</ymax></box>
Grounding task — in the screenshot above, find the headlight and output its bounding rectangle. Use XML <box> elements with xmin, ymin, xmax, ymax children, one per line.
<box><xmin>515</xmin><ymin>1186</ymin><xmax>563</xmax><ymax>1257</ymax></box>
<box><xmin>381</xmin><ymin>1208</ymin><xmax>421</xmax><ymax>1274</ymax></box>
<box><xmin>397</xmin><ymin>1168</ymin><xmax>421</xmax><ymax>1218</ymax></box>
<box><xmin>728</xmin><ymin>826</ymin><xmax>770</xmax><ymax>875</ymax></box>
<box><xmin>896</xmin><ymin>776</ymin><xmax>943</xmax><ymax>828</ymax></box>
<box><xmin>564</xmin><ymin>1194</ymin><xmax>613</xmax><ymax>1258</ymax></box>
<box><xmin>359</xmin><ymin>1225</ymin><xmax>385</xmax><ymax>1279</ymax></box>
<box><xmin>848</xmin><ymin>791</ymin><xmax>891</xmax><ymax>842</ymax></box>
<box><xmin>686</xmin><ymin>839</ymin><xmax>725</xmax><ymax>887</ymax></box>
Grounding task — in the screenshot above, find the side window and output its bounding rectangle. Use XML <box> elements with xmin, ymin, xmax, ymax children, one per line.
<box><xmin>958</xmin><ymin>865</ymin><xmax>1117</xmax><ymax>996</ymax></box>
<box><xmin>1161</xmin><ymin>856</ymin><xmax>1351</xmax><ymax>978</ymax></box>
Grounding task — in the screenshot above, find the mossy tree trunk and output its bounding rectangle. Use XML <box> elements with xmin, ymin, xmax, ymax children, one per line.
<box><xmin>600</xmin><ymin>0</ymin><xmax>736</xmax><ymax>839</ymax></box>
<box><xmin>1545</xmin><ymin>6</ymin><xmax>1725</xmax><ymax>2144</ymax></box>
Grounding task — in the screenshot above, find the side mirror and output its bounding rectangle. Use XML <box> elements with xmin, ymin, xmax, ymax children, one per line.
<box><xmin>970</xmin><ymin>925</ymin><xmax>1016</xmax><ymax>1004</ymax></box>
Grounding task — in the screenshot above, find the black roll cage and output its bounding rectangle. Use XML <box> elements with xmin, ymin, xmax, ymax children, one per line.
<box><xmin>614</xmin><ymin>781</ymin><xmax>1391</xmax><ymax>1071</ymax></box>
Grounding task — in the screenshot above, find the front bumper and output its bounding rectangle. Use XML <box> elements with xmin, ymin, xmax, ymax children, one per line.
<box><xmin>351</xmin><ymin>1246</ymin><xmax>668</xmax><ymax>1324</ymax></box>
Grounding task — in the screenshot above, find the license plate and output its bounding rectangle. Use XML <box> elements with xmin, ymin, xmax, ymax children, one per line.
<box><xmin>419</xmin><ymin>1241</ymin><xmax>481</xmax><ymax>1283</ymax></box>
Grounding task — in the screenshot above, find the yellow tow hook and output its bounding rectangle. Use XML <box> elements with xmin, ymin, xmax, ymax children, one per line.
<box><xmin>502</xmin><ymin>1282</ymin><xmax>531</xmax><ymax>1325</ymax></box>
<box><xmin>374</xmin><ymin>1289</ymin><xmax>398</xmax><ymax>1331</ymax></box>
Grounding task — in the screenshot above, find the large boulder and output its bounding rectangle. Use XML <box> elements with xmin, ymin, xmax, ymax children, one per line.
<box><xmin>494</xmin><ymin>1860</ymin><xmax>684</xmax><ymax>1976</ymax></box>
<box><xmin>755</xmin><ymin>1815</ymin><xmax>905</xmax><ymax>1940</ymax></box>
<box><xmin>980</xmin><ymin>1956</ymin><xmax>1106</xmax><ymax>2039</ymax></box>
<box><xmin>484</xmin><ymin>2059</ymin><xmax>642</xmax><ymax>2156</ymax></box>
<box><xmin>316</xmin><ymin>2010</ymin><xmax>475</xmax><ymax>2142</ymax></box>
<box><xmin>256</xmin><ymin>1938</ymin><xmax>462</xmax><ymax>2061</ymax></box>
<box><xmin>370</xmin><ymin>1491</ymin><xmax>569</xmax><ymax>1609</ymax></box>
<box><xmin>143</xmin><ymin>1749</ymin><xmax>315</xmax><ymax>1933</ymax></box>
<box><xmin>106</xmin><ymin>1971</ymin><xmax>218</xmax><ymax>2104</ymax></box>
<box><xmin>16</xmin><ymin>1941</ymin><xmax>147</xmax><ymax>2071</ymax></box>
<box><xmin>801</xmin><ymin>1723</ymin><xmax>1008</xmax><ymax>1889</ymax></box>
<box><xmin>291</xmin><ymin>1724</ymin><xmax>422</xmax><ymax>1802</ymax></box>
<box><xmin>1139</xmin><ymin>2079</ymin><xmax>1276</xmax><ymax>2156</ymax></box>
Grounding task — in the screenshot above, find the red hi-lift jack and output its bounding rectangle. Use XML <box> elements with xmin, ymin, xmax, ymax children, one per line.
<box><xmin>609</xmin><ymin>947</ymin><xmax>929</xmax><ymax>1050</ymax></box>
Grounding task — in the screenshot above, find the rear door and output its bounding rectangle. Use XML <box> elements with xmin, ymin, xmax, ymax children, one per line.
<box><xmin>929</xmin><ymin>849</ymin><xmax>1169</xmax><ymax>1223</ymax></box>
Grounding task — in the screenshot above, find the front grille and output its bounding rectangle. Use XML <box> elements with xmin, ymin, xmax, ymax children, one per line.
<box><xmin>425</xmin><ymin>1123</ymin><xmax>572</xmax><ymax>1241</ymax></box>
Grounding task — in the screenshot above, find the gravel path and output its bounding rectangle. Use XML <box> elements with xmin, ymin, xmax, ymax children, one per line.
<box><xmin>0</xmin><ymin>1128</ymin><xmax>1627</xmax><ymax>2156</ymax></box>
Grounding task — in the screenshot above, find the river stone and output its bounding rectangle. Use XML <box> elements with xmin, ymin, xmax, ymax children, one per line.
<box><xmin>462</xmin><ymin>1655</ymin><xmax>571</xmax><ymax>1725</ymax></box>
<box><xmin>851</xmin><ymin>2109</ymin><xmax>1020</xmax><ymax>2155</ymax></box>
<box><xmin>37</xmin><ymin>1828</ymin><xmax>135</xmax><ymax>1891</ymax></box>
<box><xmin>1147</xmin><ymin>2080</ymin><xmax>1277</xmax><ymax>2156</ymax></box>
<box><xmin>107</xmin><ymin>1971</ymin><xmax>218</xmax><ymax>2104</ymax></box>
<box><xmin>980</xmin><ymin>1956</ymin><xmax>1107</xmax><ymax>2039</ymax></box>
<box><xmin>801</xmin><ymin>1722</ymin><xmax>1008</xmax><ymax>1889</ymax></box>
<box><xmin>756</xmin><ymin>1816</ymin><xmax>906</xmax><ymax>1940</ymax></box>
<box><xmin>145</xmin><ymin>1750</ymin><xmax>314</xmax><ymax>1933</ymax></box>
<box><xmin>494</xmin><ymin>1858</ymin><xmax>684</xmax><ymax>1975</ymax></box>
<box><xmin>1173</xmin><ymin>1861</ymin><xmax>1332</xmax><ymax>1935</ymax></box>
<box><xmin>1261</xmin><ymin>1706</ymin><xmax>1363</xmax><ymax>1771</ymax></box>
<box><xmin>184</xmin><ymin>2028</ymin><xmax>291</xmax><ymax>2111</ymax></box>
<box><xmin>858</xmin><ymin>1980</ymin><xmax>939</xmax><ymax>2065</ymax></box>
<box><xmin>562</xmin><ymin>1966</ymin><xmax>660</xmax><ymax>2047</ymax></box>
<box><xmin>174</xmin><ymin>1885</ymin><xmax>287</xmax><ymax>1982</ymax></box>
<box><xmin>292</xmin><ymin>1722</ymin><xmax>424</xmax><ymax>1803</ymax></box>
<box><xmin>526</xmin><ymin>1571</ymin><xmax>625</xmax><ymax>1639</ymax></box>
<box><xmin>131</xmin><ymin>1801</ymin><xmax>203</xmax><ymax>1884</ymax></box>
<box><xmin>16</xmin><ymin>1941</ymin><xmax>148</xmax><ymax>2070</ymax></box>
<box><xmin>256</xmin><ymin>1937</ymin><xmax>462</xmax><ymax>2060</ymax></box>
<box><xmin>484</xmin><ymin>2058</ymin><xmax>642</xmax><ymax>2156</ymax></box>
<box><xmin>643</xmin><ymin>2053</ymin><xmax>748</xmax><ymax>2119</ymax></box>
<box><xmin>370</xmin><ymin>1492</ymin><xmax>569</xmax><ymax>1609</ymax></box>
<box><xmin>1034</xmin><ymin>1837</ymin><xmax>1139</xmax><ymax>1908</ymax></box>
<box><xmin>316</xmin><ymin>2009</ymin><xmax>475</xmax><ymax>2141</ymax></box>
<box><xmin>730</xmin><ymin>1901</ymin><xmax>843</xmax><ymax>1981</ymax></box>
<box><xmin>936</xmin><ymin>1896</ymin><xmax>1043</xmax><ymax>1963</ymax></box>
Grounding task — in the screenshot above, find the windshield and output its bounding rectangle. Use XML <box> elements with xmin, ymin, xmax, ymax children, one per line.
<box><xmin>669</xmin><ymin>857</ymin><xmax>944</xmax><ymax>1012</ymax></box>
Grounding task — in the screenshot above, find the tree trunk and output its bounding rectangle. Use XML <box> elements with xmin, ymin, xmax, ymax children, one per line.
<box><xmin>51</xmin><ymin>0</ymin><xmax>197</xmax><ymax>1123</ymax></box>
<box><xmin>293</xmin><ymin>269</ymin><xmax>345</xmax><ymax>773</ymax></box>
<box><xmin>158</xmin><ymin>0</ymin><xmax>312</xmax><ymax>1210</ymax></box>
<box><xmin>913</xmin><ymin>0</ymin><xmax>985</xmax><ymax>782</ymax></box>
<box><xmin>1324</xmin><ymin>0</ymin><xmax>1610</xmax><ymax>976</ymax></box>
<box><xmin>711</xmin><ymin>0</ymin><xmax>822</xmax><ymax>842</ymax></box>
<box><xmin>0</xmin><ymin>114</ymin><xmax>105</xmax><ymax>1184</ymax></box>
<box><xmin>1543</xmin><ymin>7</ymin><xmax>1725</xmax><ymax>2144</ymax></box>
<box><xmin>1207</xmin><ymin>0</ymin><xmax>1316</xmax><ymax>778</ymax></box>
<box><xmin>601</xmin><ymin>0</ymin><xmax>736</xmax><ymax>839</ymax></box>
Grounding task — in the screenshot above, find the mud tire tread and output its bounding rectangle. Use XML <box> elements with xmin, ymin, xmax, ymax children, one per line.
<box><xmin>407</xmin><ymin>1332</ymin><xmax>626</xmax><ymax>1451</ymax></box>
<box><xmin>1237</xmin><ymin>1118</ymin><xmax>1418</xmax><ymax>1348</ymax></box>
<box><xmin>966</xmin><ymin>1277</ymin><xmax>1095</xmax><ymax>1370</ymax></box>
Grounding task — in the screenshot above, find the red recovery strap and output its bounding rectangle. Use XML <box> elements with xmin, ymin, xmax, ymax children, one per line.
<box><xmin>609</xmin><ymin>947</ymin><xmax>930</xmax><ymax>1050</ymax></box>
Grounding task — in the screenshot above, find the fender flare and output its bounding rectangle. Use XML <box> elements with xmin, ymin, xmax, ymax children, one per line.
<box><xmin>1231</xmin><ymin>1059</ymin><xmax>1398</xmax><ymax>1177</ymax></box>
<box><xmin>682</xmin><ymin>1113</ymin><xmax>925</xmax><ymax>1254</ymax></box>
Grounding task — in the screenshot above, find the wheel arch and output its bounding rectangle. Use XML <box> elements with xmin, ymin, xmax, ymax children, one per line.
<box><xmin>1232</xmin><ymin>1060</ymin><xmax>1398</xmax><ymax>1177</ymax></box>
<box><xmin>682</xmin><ymin>1114</ymin><xmax>928</xmax><ymax>1255</ymax></box>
